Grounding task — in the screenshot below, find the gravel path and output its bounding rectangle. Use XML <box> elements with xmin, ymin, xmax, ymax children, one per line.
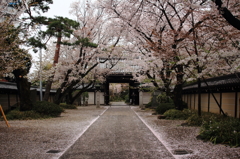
<box><xmin>0</xmin><ymin>106</ymin><xmax>107</xmax><ymax>159</ymax></box>
<box><xmin>1</xmin><ymin>103</ymin><xmax>240</xmax><ymax>159</ymax></box>
<box><xmin>60</xmin><ymin>106</ymin><xmax>174</xmax><ymax>159</ymax></box>
<box><xmin>133</xmin><ymin>107</ymin><xmax>240</xmax><ymax>159</ymax></box>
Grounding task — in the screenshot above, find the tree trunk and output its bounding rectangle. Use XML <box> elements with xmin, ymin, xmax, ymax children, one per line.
<box><xmin>43</xmin><ymin>32</ymin><xmax>62</xmax><ymax>101</ymax></box>
<box><xmin>43</xmin><ymin>80</ymin><xmax>52</xmax><ymax>101</ymax></box>
<box><xmin>54</xmin><ymin>85</ymin><xmax>73</xmax><ymax>105</ymax></box>
<box><xmin>173</xmin><ymin>84</ymin><xmax>183</xmax><ymax>110</ymax></box>
<box><xmin>69</xmin><ymin>90</ymin><xmax>85</xmax><ymax>105</ymax></box>
<box><xmin>197</xmin><ymin>77</ymin><xmax>202</xmax><ymax>116</ymax></box>
<box><xmin>66</xmin><ymin>91</ymin><xmax>73</xmax><ymax>105</ymax></box>
<box><xmin>214</xmin><ymin>0</ymin><xmax>240</xmax><ymax>30</ymax></box>
<box><xmin>53</xmin><ymin>88</ymin><xmax>65</xmax><ymax>105</ymax></box>
<box><xmin>13</xmin><ymin>69</ymin><xmax>33</xmax><ymax>111</ymax></box>
<box><xmin>69</xmin><ymin>83</ymin><xmax>92</xmax><ymax>104</ymax></box>
<box><xmin>173</xmin><ymin>65</ymin><xmax>184</xmax><ymax>110</ymax></box>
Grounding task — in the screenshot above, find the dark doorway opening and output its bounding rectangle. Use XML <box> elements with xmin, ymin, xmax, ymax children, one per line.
<box><xmin>104</xmin><ymin>74</ymin><xmax>140</xmax><ymax>105</ymax></box>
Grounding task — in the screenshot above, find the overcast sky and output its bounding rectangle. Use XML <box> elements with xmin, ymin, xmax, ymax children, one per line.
<box><xmin>42</xmin><ymin>0</ymin><xmax>76</xmax><ymax>19</ymax></box>
<box><xmin>30</xmin><ymin>0</ymin><xmax>85</xmax><ymax>73</ymax></box>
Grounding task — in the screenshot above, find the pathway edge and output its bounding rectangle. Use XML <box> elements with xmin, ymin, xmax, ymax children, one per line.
<box><xmin>131</xmin><ymin>107</ymin><xmax>177</xmax><ymax>159</ymax></box>
<box><xmin>55</xmin><ymin>106</ymin><xmax>109</xmax><ymax>159</ymax></box>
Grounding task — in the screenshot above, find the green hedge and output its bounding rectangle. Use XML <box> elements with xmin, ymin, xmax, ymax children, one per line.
<box><xmin>5</xmin><ymin>109</ymin><xmax>42</xmax><ymax>120</ymax></box>
<box><xmin>4</xmin><ymin>101</ymin><xmax>64</xmax><ymax>120</ymax></box>
<box><xmin>161</xmin><ymin>108</ymin><xmax>240</xmax><ymax>147</ymax></box>
<box><xmin>145</xmin><ymin>101</ymin><xmax>152</xmax><ymax>108</ymax></box>
<box><xmin>60</xmin><ymin>103</ymin><xmax>77</xmax><ymax>109</ymax></box>
<box><xmin>33</xmin><ymin>101</ymin><xmax>64</xmax><ymax>117</ymax></box>
<box><xmin>163</xmin><ymin>109</ymin><xmax>190</xmax><ymax>120</ymax></box>
<box><xmin>199</xmin><ymin>115</ymin><xmax>240</xmax><ymax>147</ymax></box>
<box><xmin>155</xmin><ymin>103</ymin><xmax>175</xmax><ymax>114</ymax></box>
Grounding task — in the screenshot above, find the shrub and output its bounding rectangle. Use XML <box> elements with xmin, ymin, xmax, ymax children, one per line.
<box><xmin>182</xmin><ymin>101</ymin><xmax>188</xmax><ymax>109</ymax></box>
<box><xmin>155</xmin><ymin>103</ymin><xmax>175</xmax><ymax>114</ymax></box>
<box><xmin>145</xmin><ymin>101</ymin><xmax>152</xmax><ymax>108</ymax></box>
<box><xmin>60</xmin><ymin>103</ymin><xmax>77</xmax><ymax>109</ymax></box>
<box><xmin>3</xmin><ymin>101</ymin><xmax>64</xmax><ymax>120</ymax></box>
<box><xmin>187</xmin><ymin>114</ymin><xmax>203</xmax><ymax>126</ymax></box>
<box><xmin>33</xmin><ymin>101</ymin><xmax>64</xmax><ymax>117</ymax></box>
<box><xmin>157</xmin><ymin>92</ymin><xmax>173</xmax><ymax>103</ymax></box>
<box><xmin>124</xmin><ymin>94</ymin><xmax>130</xmax><ymax>103</ymax></box>
<box><xmin>5</xmin><ymin>109</ymin><xmax>42</xmax><ymax>120</ymax></box>
<box><xmin>185</xmin><ymin>110</ymin><xmax>231</xmax><ymax>127</ymax></box>
<box><xmin>161</xmin><ymin>108</ymin><xmax>240</xmax><ymax>147</ymax></box>
<box><xmin>163</xmin><ymin>109</ymin><xmax>189</xmax><ymax>120</ymax></box>
<box><xmin>199</xmin><ymin>117</ymin><xmax>240</xmax><ymax>147</ymax></box>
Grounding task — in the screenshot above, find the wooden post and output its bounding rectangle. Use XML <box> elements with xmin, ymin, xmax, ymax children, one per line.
<box><xmin>139</xmin><ymin>91</ymin><xmax>143</xmax><ymax>108</ymax></box>
<box><xmin>235</xmin><ymin>91</ymin><xmax>238</xmax><ymax>118</ymax></box>
<box><xmin>0</xmin><ymin>105</ymin><xmax>10</xmax><ymax>128</ymax></box>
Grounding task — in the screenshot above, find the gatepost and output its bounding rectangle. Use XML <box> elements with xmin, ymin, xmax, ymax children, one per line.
<box><xmin>139</xmin><ymin>90</ymin><xmax>143</xmax><ymax>108</ymax></box>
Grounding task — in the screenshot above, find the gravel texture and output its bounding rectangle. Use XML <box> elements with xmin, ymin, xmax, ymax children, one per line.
<box><xmin>133</xmin><ymin>107</ymin><xmax>240</xmax><ymax>159</ymax></box>
<box><xmin>0</xmin><ymin>106</ymin><xmax>106</xmax><ymax>159</ymax></box>
<box><xmin>0</xmin><ymin>104</ymin><xmax>240</xmax><ymax>159</ymax></box>
<box><xmin>60</xmin><ymin>106</ymin><xmax>174</xmax><ymax>159</ymax></box>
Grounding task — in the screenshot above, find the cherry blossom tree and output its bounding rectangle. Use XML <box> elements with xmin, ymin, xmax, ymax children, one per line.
<box><xmin>100</xmin><ymin>0</ymin><xmax>240</xmax><ymax>110</ymax></box>
<box><xmin>43</xmin><ymin>1</ymin><xmax>126</xmax><ymax>104</ymax></box>
<box><xmin>167</xmin><ymin>1</ymin><xmax>240</xmax><ymax>114</ymax></box>
<box><xmin>100</xmin><ymin>0</ymin><xmax>213</xmax><ymax>109</ymax></box>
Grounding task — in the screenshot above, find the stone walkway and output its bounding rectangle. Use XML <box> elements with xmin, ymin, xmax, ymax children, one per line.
<box><xmin>59</xmin><ymin>103</ymin><xmax>175</xmax><ymax>159</ymax></box>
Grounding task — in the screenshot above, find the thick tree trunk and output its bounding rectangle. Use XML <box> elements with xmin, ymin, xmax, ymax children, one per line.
<box><xmin>173</xmin><ymin>84</ymin><xmax>183</xmax><ymax>110</ymax></box>
<box><xmin>69</xmin><ymin>83</ymin><xmax>93</xmax><ymax>104</ymax></box>
<box><xmin>160</xmin><ymin>62</ymin><xmax>172</xmax><ymax>98</ymax></box>
<box><xmin>69</xmin><ymin>90</ymin><xmax>85</xmax><ymax>105</ymax></box>
<box><xmin>13</xmin><ymin>69</ymin><xmax>33</xmax><ymax>111</ymax></box>
<box><xmin>54</xmin><ymin>84</ymin><xmax>74</xmax><ymax>105</ymax></box>
<box><xmin>54</xmin><ymin>88</ymin><xmax>65</xmax><ymax>105</ymax></box>
<box><xmin>173</xmin><ymin>65</ymin><xmax>184</xmax><ymax>110</ymax></box>
<box><xmin>65</xmin><ymin>91</ymin><xmax>73</xmax><ymax>105</ymax></box>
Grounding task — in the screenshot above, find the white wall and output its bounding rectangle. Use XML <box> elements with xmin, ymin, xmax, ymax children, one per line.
<box><xmin>88</xmin><ymin>92</ymin><xmax>95</xmax><ymax>105</ymax></box>
<box><xmin>143</xmin><ymin>92</ymin><xmax>151</xmax><ymax>105</ymax></box>
<box><xmin>87</xmin><ymin>92</ymin><xmax>105</xmax><ymax>105</ymax></box>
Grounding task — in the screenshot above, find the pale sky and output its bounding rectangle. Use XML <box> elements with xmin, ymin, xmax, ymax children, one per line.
<box><xmin>30</xmin><ymin>0</ymin><xmax>87</xmax><ymax>73</ymax></box>
<box><xmin>42</xmin><ymin>0</ymin><xmax>77</xmax><ymax>19</ymax></box>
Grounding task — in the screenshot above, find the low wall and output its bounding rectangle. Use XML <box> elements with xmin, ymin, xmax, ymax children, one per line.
<box><xmin>0</xmin><ymin>93</ymin><xmax>18</xmax><ymax>111</ymax></box>
<box><xmin>0</xmin><ymin>90</ymin><xmax>56</xmax><ymax>111</ymax></box>
<box><xmin>183</xmin><ymin>92</ymin><xmax>240</xmax><ymax>118</ymax></box>
<box><xmin>88</xmin><ymin>92</ymin><xmax>105</xmax><ymax>105</ymax></box>
<box><xmin>143</xmin><ymin>92</ymin><xmax>151</xmax><ymax>105</ymax></box>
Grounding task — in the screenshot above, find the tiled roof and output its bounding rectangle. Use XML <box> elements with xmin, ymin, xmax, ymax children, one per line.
<box><xmin>0</xmin><ymin>82</ymin><xmax>56</xmax><ymax>93</ymax></box>
<box><xmin>0</xmin><ymin>81</ymin><xmax>18</xmax><ymax>90</ymax></box>
<box><xmin>183</xmin><ymin>73</ymin><xmax>240</xmax><ymax>91</ymax></box>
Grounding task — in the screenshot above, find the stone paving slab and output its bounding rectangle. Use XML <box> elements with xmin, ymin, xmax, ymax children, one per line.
<box><xmin>59</xmin><ymin>106</ymin><xmax>175</xmax><ymax>159</ymax></box>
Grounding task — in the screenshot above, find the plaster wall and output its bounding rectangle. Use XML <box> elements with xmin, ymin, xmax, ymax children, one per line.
<box><xmin>183</xmin><ymin>92</ymin><xmax>240</xmax><ymax>118</ymax></box>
